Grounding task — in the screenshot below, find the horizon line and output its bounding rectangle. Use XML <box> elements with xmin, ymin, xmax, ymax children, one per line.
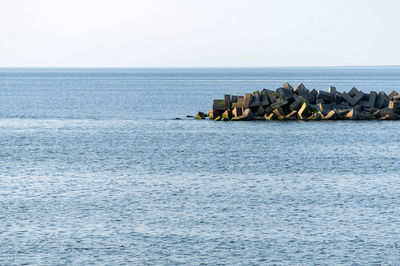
<box><xmin>1</xmin><ymin>65</ymin><xmax>400</xmax><ymax>69</ymax></box>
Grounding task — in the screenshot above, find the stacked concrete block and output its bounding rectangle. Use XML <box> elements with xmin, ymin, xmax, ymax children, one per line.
<box><xmin>199</xmin><ymin>83</ymin><xmax>400</xmax><ymax>121</ymax></box>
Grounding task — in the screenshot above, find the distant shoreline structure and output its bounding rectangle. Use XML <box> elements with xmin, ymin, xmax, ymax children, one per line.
<box><xmin>195</xmin><ymin>83</ymin><xmax>400</xmax><ymax>121</ymax></box>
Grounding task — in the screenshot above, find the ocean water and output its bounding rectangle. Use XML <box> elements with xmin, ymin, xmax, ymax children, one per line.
<box><xmin>1</xmin><ymin>67</ymin><xmax>400</xmax><ymax>265</ymax></box>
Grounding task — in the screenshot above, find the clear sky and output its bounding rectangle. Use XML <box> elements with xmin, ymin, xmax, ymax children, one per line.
<box><xmin>0</xmin><ymin>0</ymin><xmax>399</xmax><ymax>67</ymax></box>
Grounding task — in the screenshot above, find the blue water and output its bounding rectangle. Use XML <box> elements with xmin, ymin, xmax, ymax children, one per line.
<box><xmin>1</xmin><ymin>67</ymin><xmax>400</xmax><ymax>264</ymax></box>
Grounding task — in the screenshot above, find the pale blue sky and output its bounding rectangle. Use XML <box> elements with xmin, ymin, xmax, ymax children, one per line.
<box><xmin>0</xmin><ymin>0</ymin><xmax>399</xmax><ymax>67</ymax></box>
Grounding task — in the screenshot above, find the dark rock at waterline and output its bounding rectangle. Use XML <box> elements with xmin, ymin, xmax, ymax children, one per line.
<box><xmin>195</xmin><ymin>112</ymin><xmax>206</xmax><ymax>119</ymax></box>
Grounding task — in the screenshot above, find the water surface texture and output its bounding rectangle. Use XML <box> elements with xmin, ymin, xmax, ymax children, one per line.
<box><xmin>1</xmin><ymin>67</ymin><xmax>400</xmax><ymax>264</ymax></box>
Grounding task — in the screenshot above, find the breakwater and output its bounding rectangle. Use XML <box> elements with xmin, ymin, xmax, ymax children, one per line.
<box><xmin>195</xmin><ymin>82</ymin><xmax>400</xmax><ymax>121</ymax></box>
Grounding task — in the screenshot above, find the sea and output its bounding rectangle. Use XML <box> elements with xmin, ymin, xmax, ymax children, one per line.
<box><xmin>1</xmin><ymin>67</ymin><xmax>400</xmax><ymax>265</ymax></box>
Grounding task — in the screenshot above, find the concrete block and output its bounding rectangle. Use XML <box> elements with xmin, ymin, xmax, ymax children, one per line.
<box><xmin>337</xmin><ymin>109</ymin><xmax>350</xmax><ymax>117</ymax></box>
<box><xmin>336</xmin><ymin>102</ymin><xmax>351</xmax><ymax>109</ymax></box>
<box><xmin>360</xmin><ymin>101</ymin><xmax>371</xmax><ymax>108</ymax></box>
<box><xmin>265</xmin><ymin>112</ymin><xmax>277</xmax><ymax>120</ymax></box>
<box><xmin>194</xmin><ymin>112</ymin><xmax>205</xmax><ymax>119</ymax></box>
<box><xmin>334</xmin><ymin>91</ymin><xmax>343</xmax><ymax>103</ymax></box>
<box><xmin>335</xmin><ymin>91</ymin><xmax>343</xmax><ymax>98</ymax></box>
<box><xmin>392</xmin><ymin>95</ymin><xmax>400</xmax><ymax>102</ymax></box>
<box><xmin>388</xmin><ymin>90</ymin><xmax>399</xmax><ymax>101</ymax></box>
<box><xmin>213</xmin><ymin>99</ymin><xmax>226</xmax><ymax>111</ymax></box>
<box><xmin>388</xmin><ymin>100</ymin><xmax>400</xmax><ymax>113</ymax></box>
<box><xmin>243</xmin><ymin>93</ymin><xmax>252</xmax><ymax>108</ymax></box>
<box><xmin>363</xmin><ymin>107</ymin><xmax>372</xmax><ymax>113</ymax></box>
<box><xmin>381</xmin><ymin>113</ymin><xmax>400</xmax><ymax>120</ymax></box>
<box><xmin>260</xmin><ymin>94</ymin><xmax>270</xmax><ymax>107</ymax></box>
<box><xmin>307</xmin><ymin>112</ymin><xmax>323</xmax><ymax>120</ymax></box>
<box><xmin>277</xmin><ymin>87</ymin><xmax>294</xmax><ymax>99</ymax></box>
<box><xmin>266</xmin><ymin>90</ymin><xmax>278</xmax><ymax>104</ymax></box>
<box><xmin>317</xmin><ymin>90</ymin><xmax>335</xmax><ymax>103</ymax></box>
<box><xmin>294</xmin><ymin>83</ymin><xmax>309</xmax><ymax>96</ymax></box>
<box><xmin>375</xmin><ymin>92</ymin><xmax>385</xmax><ymax>109</ymax></box>
<box><xmin>221</xmin><ymin>110</ymin><xmax>231</xmax><ymax>120</ymax></box>
<box><xmin>383</xmin><ymin>92</ymin><xmax>390</xmax><ymax>108</ymax></box>
<box><xmin>290</xmin><ymin>96</ymin><xmax>302</xmax><ymax>110</ymax></box>
<box><xmin>298</xmin><ymin>102</ymin><xmax>317</xmax><ymax>120</ymax></box>
<box><xmin>361</xmin><ymin>93</ymin><xmax>370</xmax><ymax>101</ymax></box>
<box><xmin>328</xmin><ymin>86</ymin><xmax>336</xmax><ymax>95</ymax></box>
<box><xmin>372</xmin><ymin>108</ymin><xmax>393</xmax><ymax>119</ymax></box>
<box><xmin>270</xmin><ymin>98</ymin><xmax>289</xmax><ymax>109</ymax></box>
<box><xmin>358</xmin><ymin>111</ymin><xmax>373</xmax><ymax>120</ymax></box>
<box><xmin>348</xmin><ymin>87</ymin><xmax>360</xmax><ymax>97</ymax></box>
<box><xmin>250</xmin><ymin>91</ymin><xmax>261</xmax><ymax>108</ymax></box>
<box><xmin>241</xmin><ymin>109</ymin><xmax>254</xmax><ymax>121</ymax></box>
<box><xmin>318</xmin><ymin>103</ymin><xmax>334</xmax><ymax>115</ymax></box>
<box><xmin>368</xmin><ymin>91</ymin><xmax>377</xmax><ymax>108</ymax></box>
<box><xmin>208</xmin><ymin>109</ymin><xmax>215</xmax><ymax>119</ymax></box>
<box><xmin>264</xmin><ymin>106</ymin><xmax>273</xmax><ymax>115</ymax></box>
<box><xmin>345</xmin><ymin>108</ymin><xmax>358</xmax><ymax>120</ymax></box>
<box><xmin>307</xmin><ymin>92</ymin><xmax>316</xmax><ymax>103</ymax></box>
<box><xmin>309</xmin><ymin>89</ymin><xmax>318</xmax><ymax>96</ymax></box>
<box><xmin>231</xmin><ymin>103</ymin><xmax>239</xmax><ymax>109</ymax></box>
<box><xmin>224</xmin><ymin>94</ymin><xmax>231</xmax><ymax>109</ymax></box>
<box><xmin>236</xmin><ymin>96</ymin><xmax>245</xmax><ymax>108</ymax></box>
<box><xmin>370</xmin><ymin>107</ymin><xmax>378</xmax><ymax>114</ymax></box>
<box><xmin>232</xmin><ymin>108</ymin><xmax>254</xmax><ymax>121</ymax></box>
<box><xmin>323</xmin><ymin>109</ymin><xmax>342</xmax><ymax>120</ymax></box>
<box><xmin>260</xmin><ymin>88</ymin><xmax>268</xmax><ymax>96</ymax></box>
<box><xmin>282</xmin><ymin>82</ymin><xmax>294</xmax><ymax>91</ymax></box>
<box><xmin>285</xmin><ymin>110</ymin><xmax>298</xmax><ymax>120</ymax></box>
<box><xmin>282</xmin><ymin>105</ymin><xmax>292</xmax><ymax>115</ymax></box>
<box><xmin>273</xmin><ymin>108</ymin><xmax>286</xmax><ymax>118</ymax></box>
<box><xmin>231</xmin><ymin>95</ymin><xmax>238</xmax><ymax>103</ymax></box>
<box><xmin>342</xmin><ymin>91</ymin><xmax>364</xmax><ymax>106</ymax></box>
<box><xmin>299</xmin><ymin>94</ymin><xmax>315</xmax><ymax>104</ymax></box>
<box><xmin>232</xmin><ymin>107</ymin><xmax>242</xmax><ymax>118</ymax></box>
<box><xmin>256</xmin><ymin>106</ymin><xmax>265</xmax><ymax>116</ymax></box>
